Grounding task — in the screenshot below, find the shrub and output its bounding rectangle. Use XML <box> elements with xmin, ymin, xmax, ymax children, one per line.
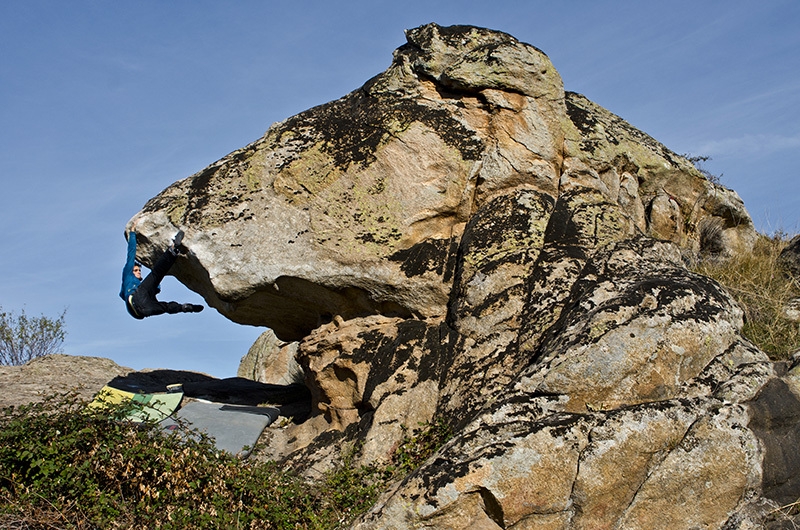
<box><xmin>391</xmin><ymin>418</ymin><xmax>453</xmax><ymax>475</ymax></box>
<box><xmin>0</xmin><ymin>393</ymin><xmax>449</xmax><ymax>529</ymax></box>
<box><xmin>693</xmin><ymin>232</ymin><xmax>800</xmax><ymax>359</ymax></box>
<box><xmin>0</xmin><ymin>306</ymin><xmax>66</xmax><ymax>366</ymax></box>
<box><xmin>683</xmin><ymin>153</ymin><xmax>722</xmax><ymax>185</ymax></box>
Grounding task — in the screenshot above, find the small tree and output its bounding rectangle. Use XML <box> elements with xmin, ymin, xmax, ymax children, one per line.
<box><xmin>683</xmin><ymin>153</ymin><xmax>723</xmax><ymax>185</ymax></box>
<box><xmin>0</xmin><ymin>306</ymin><xmax>66</xmax><ymax>366</ymax></box>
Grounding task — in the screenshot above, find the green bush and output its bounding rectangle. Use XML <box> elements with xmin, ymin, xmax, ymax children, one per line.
<box><xmin>0</xmin><ymin>393</ymin><xmax>453</xmax><ymax>529</ymax></box>
<box><xmin>0</xmin><ymin>393</ymin><xmax>389</xmax><ymax>529</ymax></box>
<box><xmin>391</xmin><ymin>418</ymin><xmax>453</xmax><ymax>475</ymax></box>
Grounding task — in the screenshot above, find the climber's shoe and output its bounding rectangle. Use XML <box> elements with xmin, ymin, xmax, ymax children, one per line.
<box><xmin>170</xmin><ymin>230</ymin><xmax>186</xmax><ymax>256</ymax></box>
<box><xmin>172</xmin><ymin>230</ymin><xmax>184</xmax><ymax>248</ymax></box>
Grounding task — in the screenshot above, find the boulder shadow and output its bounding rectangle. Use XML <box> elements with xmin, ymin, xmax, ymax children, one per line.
<box><xmin>108</xmin><ymin>370</ymin><xmax>311</xmax><ymax>422</ymax></box>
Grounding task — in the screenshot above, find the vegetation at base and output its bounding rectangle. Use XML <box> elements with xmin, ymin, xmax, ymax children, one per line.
<box><xmin>390</xmin><ymin>417</ymin><xmax>453</xmax><ymax>475</ymax></box>
<box><xmin>693</xmin><ymin>232</ymin><xmax>800</xmax><ymax>359</ymax></box>
<box><xmin>0</xmin><ymin>306</ymin><xmax>66</xmax><ymax>366</ymax></box>
<box><xmin>0</xmin><ymin>392</ymin><xmax>452</xmax><ymax>529</ymax></box>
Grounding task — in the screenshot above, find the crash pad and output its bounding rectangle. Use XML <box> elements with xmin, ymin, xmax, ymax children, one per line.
<box><xmin>160</xmin><ymin>400</ymin><xmax>280</xmax><ymax>457</ymax></box>
<box><xmin>90</xmin><ymin>385</ymin><xmax>183</xmax><ymax>423</ymax></box>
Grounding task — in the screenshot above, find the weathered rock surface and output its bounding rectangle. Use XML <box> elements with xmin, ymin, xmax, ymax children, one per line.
<box><xmin>130</xmin><ymin>24</ymin><xmax>754</xmax><ymax>342</ymax></box>
<box><xmin>238</xmin><ymin>329</ymin><xmax>304</xmax><ymax>386</ymax></box>
<box><xmin>128</xmin><ymin>23</ymin><xmax>799</xmax><ymax>529</ymax></box>
<box><xmin>780</xmin><ymin>233</ymin><xmax>800</xmax><ymax>278</ymax></box>
<box><xmin>0</xmin><ymin>355</ymin><xmax>133</xmax><ymax>408</ymax></box>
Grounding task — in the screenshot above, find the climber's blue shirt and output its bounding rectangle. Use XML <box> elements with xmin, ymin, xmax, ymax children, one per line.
<box><xmin>120</xmin><ymin>232</ymin><xmax>142</xmax><ymax>301</ymax></box>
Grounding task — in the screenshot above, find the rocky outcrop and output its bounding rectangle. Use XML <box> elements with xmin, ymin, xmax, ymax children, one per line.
<box><xmin>130</xmin><ymin>24</ymin><xmax>754</xmax><ymax>342</ymax></box>
<box><xmin>237</xmin><ymin>329</ymin><xmax>304</xmax><ymax>386</ymax></box>
<box><xmin>128</xmin><ymin>23</ymin><xmax>797</xmax><ymax>529</ymax></box>
<box><xmin>349</xmin><ymin>236</ymin><xmax>779</xmax><ymax>529</ymax></box>
<box><xmin>0</xmin><ymin>355</ymin><xmax>133</xmax><ymax>408</ymax></box>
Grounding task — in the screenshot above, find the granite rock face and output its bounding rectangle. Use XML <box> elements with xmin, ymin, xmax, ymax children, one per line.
<box><xmin>130</xmin><ymin>23</ymin><xmax>754</xmax><ymax>342</ymax></box>
<box><xmin>129</xmin><ymin>23</ymin><xmax>798</xmax><ymax>529</ymax></box>
<box><xmin>237</xmin><ymin>329</ymin><xmax>303</xmax><ymax>386</ymax></box>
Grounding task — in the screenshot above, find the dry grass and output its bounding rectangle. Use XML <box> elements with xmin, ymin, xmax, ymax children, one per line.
<box><xmin>693</xmin><ymin>232</ymin><xmax>800</xmax><ymax>359</ymax></box>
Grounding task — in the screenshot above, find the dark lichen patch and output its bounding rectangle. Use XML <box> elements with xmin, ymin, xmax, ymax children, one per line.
<box><xmin>519</xmin><ymin>235</ymin><xmax>734</xmax><ymax>366</ymax></box>
<box><xmin>523</xmin><ymin>238</ymin><xmax>736</xmax><ymax>366</ymax></box>
<box><xmin>688</xmin><ymin>341</ymin><xmax>754</xmax><ymax>393</ymax></box>
<box><xmin>406</xmin><ymin>24</ymin><xmax>521</xmax><ymax>55</ymax></box>
<box><xmin>455</xmin><ymin>190</ymin><xmax>554</xmax><ymax>275</ymax></box>
<box><xmin>543</xmin><ymin>188</ymin><xmax>623</xmax><ymax>251</ymax></box>
<box><xmin>142</xmin><ymin>141</ymin><xmax>265</xmax><ymax>228</ymax></box>
<box><xmin>627</xmin><ymin>274</ymin><xmax>728</xmax><ymax>323</ymax></box>
<box><xmin>347</xmin><ymin>319</ymin><xmax>449</xmax><ymax>409</ymax></box>
<box><xmin>274</xmin><ymin>87</ymin><xmax>483</xmax><ymax>179</ymax></box>
<box><xmin>417</xmin><ymin>321</ymin><xmax>458</xmax><ymax>385</ymax></box>
<box><xmin>565</xmin><ymin>94</ymin><xmax>599</xmax><ymax>135</ymax></box>
<box><xmin>565</xmin><ymin>94</ymin><xmax>606</xmax><ymax>155</ymax></box>
<box><xmin>389</xmin><ymin>237</ymin><xmax>460</xmax><ymax>279</ymax></box>
<box><xmin>591</xmin><ymin>275</ymin><xmax>721</xmax><ymax>341</ymax></box>
<box><xmin>565</xmin><ymin>91</ymin><xmax>688</xmax><ymax>169</ymax></box>
<box><xmin>418</xmin><ymin>407</ymin><xmax>586</xmax><ymax>496</ymax></box>
<box><xmin>543</xmin><ymin>198</ymin><xmax>583</xmax><ymax>248</ymax></box>
<box><xmin>354</xmin><ymin>228</ymin><xmax>402</xmax><ymax>247</ymax></box>
<box><xmin>446</xmin><ymin>192</ymin><xmax>554</xmax><ymax>330</ymax></box>
<box><xmin>435</xmin><ymin>332</ymin><xmax>531</xmax><ymax>426</ymax></box>
<box><xmin>517</xmin><ymin>244</ymin><xmax>590</xmax><ymax>345</ymax></box>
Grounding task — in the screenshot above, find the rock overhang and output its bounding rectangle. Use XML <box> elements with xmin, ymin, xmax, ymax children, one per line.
<box><xmin>130</xmin><ymin>22</ymin><xmax>755</xmax><ymax>343</ymax></box>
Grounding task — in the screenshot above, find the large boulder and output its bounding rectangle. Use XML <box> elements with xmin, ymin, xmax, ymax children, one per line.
<box><xmin>129</xmin><ymin>23</ymin><xmax>796</xmax><ymax>529</ymax></box>
<box><xmin>130</xmin><ymin>23</ymin><xmax>754</xmax><ymax>342</ymax></box>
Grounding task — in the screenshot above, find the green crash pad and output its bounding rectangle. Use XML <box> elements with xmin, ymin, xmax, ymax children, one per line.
<box><xmin>90</xmin><ymin>385</ymin><xmax>183</xmax><ymax>423</ymax></box>
<box><xmin>160</xmin><ymin>400</ymin><xmax>280</xmax><ymax>457</ymax></box>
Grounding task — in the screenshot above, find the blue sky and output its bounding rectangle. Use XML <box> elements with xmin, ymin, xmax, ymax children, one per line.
<box><xmin>1</xmin><ymin>1</ymin><xmax>798</xmax><ymax>378</ymax></box>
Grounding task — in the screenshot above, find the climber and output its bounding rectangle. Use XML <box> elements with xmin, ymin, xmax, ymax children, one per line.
<box><xmin>120</xmin><ymin>224</ymin><xmax>204</xmax><ymax>319</ymax></box>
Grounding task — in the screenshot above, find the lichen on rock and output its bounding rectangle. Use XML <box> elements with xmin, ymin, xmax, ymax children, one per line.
<box><xmin>128</xmin><ymin>23</ymin><xmax>797</xmax><ymax>529</ymax></box>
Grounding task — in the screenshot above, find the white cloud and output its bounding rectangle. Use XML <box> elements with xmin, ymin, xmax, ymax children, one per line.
<box><xmin>698</xmin><ymin>133</ymin><xmax>800</xmax><ymax>157</ymax></box>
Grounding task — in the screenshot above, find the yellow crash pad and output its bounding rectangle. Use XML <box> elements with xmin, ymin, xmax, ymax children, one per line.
<box><xmin>90</xmin><ymin>385</ymin><xmax>183</xmax><ymax>423</ymax></box>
